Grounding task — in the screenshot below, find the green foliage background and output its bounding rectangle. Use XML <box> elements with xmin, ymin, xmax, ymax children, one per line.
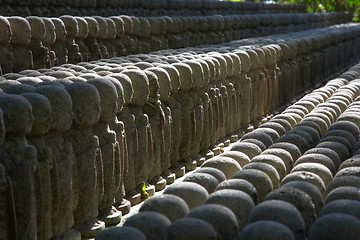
<box><xmin>221</xmin><ymin>0</ymin><xmax>360</xmax><ymax>21</ymax></box>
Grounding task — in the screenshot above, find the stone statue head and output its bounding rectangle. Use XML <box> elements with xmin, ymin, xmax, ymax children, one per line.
<box><xmin>121</xmin><ymin>70</ymin><xmax>149</xmax><ymax>106</ymax></box>
<box><xmin>51</xmin><ymin>18</ymin><xmax>67</xmax><ymax>42</ymax></box>
<box><xmin>157</xmin><ymin>64</ymin><xmax>180</xmax><ymax>94</ymax></box>
<box><xmin>253</xmin><ymin>48</ymin><xmax>265</xmax><ymax>69</ymax></box>
<box><xmin>225</xmin><ymin>53</ymin><xmax>241</xmax><ymax>76</ymax></box>
<box><xmin>110</xmin><ymin>16</ymin><xmax>125</xmax><ymax>37</ymax></box>
<box><xmin>75</xmin><ymin>17</ymin><xmax>88</xmax><ymax>39</ymax></box>
<box><xmin>201</xmin><ymin>56</ymin><xmax>216</xmax><ymax>83</ymax></box>
<box><xmin>209</xmin><ymin>53</ymin><xmax>227</xmax><ymax>81</ymax></box>
<box><xmin>148</xmin><ymin>17</ymin><xmax>161</xmax><ymax>35</ymax></box>
<box><xmin>247</xmin><ymin>49</ymin><xmax>259</xmax><ymax>70</ymax></box>
<box><xmin>147</xmin><ymin>67</ymin><xmax>171</xmax><ymax>101</ymax></box>
<box><xmin>21</xmin><ymin>93</ymin><xmax>52</xmax><ymax>136</ymax></box>
<box><xmin>172</xmin><ymin>63</ymin><xmax>193</xmax><ymax>92</ymax></box>
<box><xmin>195</xmin><ymin>58</ymin><xmax>210</xmax><ymax>87</ymax></box>
<box><xmin>138</xmin><ymin>17</ymin><xmax>151</xmax><ymax>38</ymax></box>
<box><xmin>108</xmin><ymin>73</ymin><xmax>133</xmax><ymax>105</ymax></box>
<box><xmin>84</xmin><ymin>17</ymin><xmax>99</xmax><ymax>38</ymax></box>
<box><xmin>184</xmin><ymin>60</ymin><xmax>204</xmax><ymax>91</ymax></box>
<box><xmin>35</xmin><ymin>86</ymin><xmax>73</xmax><ymax>132</ymax></box>
<box><xmin>0</xmin><ymin>94</ymin><xmax>33</xmax><ymax>135</ymax></box>
<box><xmin>130</xmin><ymin>16</ymin><xmax>141</xmax><ymax>37</ymax></box>
<box><xmin>7</xmin><ymin>16</ymin><xmax>31</xmax><ymax>45</ymax></box>
<box><xmin>120</xmin><ymin>15</ymin><xmax>133</xmax><ymax>35</ymax></box>
<box><xmin>0</xmin><ymin>16</ymin><xmax>12</xmax><ymax>44</ymax></box>
<box><xmin>93</xmin><ymin>16</ymin><xmax>108</xmax><ymax>40</ymax></box>
<box><xmin>87</xmin><ymin>77</ymin><xmax>118</xmax><ymax>123</ymax></box>
<box><xmin>234</xmin><ymin>50</ymin><xmax>251</xmax><ymax>73</ymax></box>
<box><xmin>65</xmin><ymin>82</ymin><xmax>101</xmax><ymax>127</ymax></box>
<box><xmin>143</xmin><ymin>70</ymin><xmax>160</xmax><ymax>103</ymax></box>
<box><xmin>106</xmin><ymin>18</ymin><xmax>117</xmax><ymax>40</ymax></box>
<box><xmin>26</xmin><ymin>16</ymin><xmax>45</xmax><ymax>41</ymax></box>
<box><xmin>16</xmin><ymin>77</ymin><xmax>43</xmax><ymax>86</ymax></box>
<box><xmin>60</xmin><ymin>15</ymin><xmax>79</xmax><ymax>38</ymax></box>
<box><xmin>3</xmin><ymin>83</ymin><xmax>35</xmax><ymax>94</ymax></box>
<box><xmin>107</xmin><ymin>76</ymin><xmax>125</xmax><ymax>112</ymax></box>
<box><xmin>221</xmin><ymin>53</ymin><xmax>234</xmax><ymax>78</ymax></box>
<box><xmin>41</xmin><ymin>18</ymin><xmax>56</xmax><ymax>46</ymax></box>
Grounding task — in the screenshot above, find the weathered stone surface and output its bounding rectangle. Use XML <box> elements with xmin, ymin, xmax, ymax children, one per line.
<box><xmin>165</xmin><ymin>218</ymin><xmax>217</xmax><ymax>240</ymax></box>
<box><xmin>206</xmin><ymin>189</ymin><xmax>255</xmax><ymax>230</ymax></box>
<box><xmin>139</xmin><ymin>194</ymin><xmax>189</xmax><ymax>222</ymax></box>
<box><xmin>237</xmin><ymin>221</ymin><xmax>295</xmax><ymax>240</ymax></box>
<box><xmin>124</xmin><ymin>211</ymin><xmax>171</xmax><ymax>240</ymax></box>
<box><xmin>187</xmin><ymin>204</ymin><xmax>239</xmax><ymax>239</ymax></box>
<box><xmin>250</xmin><ymin>200</ymin><xmax>306</xmax><ymax>240</ymax></box>
<box><xmin>164</xmin><ymin>182</ymin><xmax>209</xmax><ymax>210</ymax></box>
<box><xmin>308</xmin><ymin>213</ymin><xmax>360</xmax><ymax>240</ymax></box>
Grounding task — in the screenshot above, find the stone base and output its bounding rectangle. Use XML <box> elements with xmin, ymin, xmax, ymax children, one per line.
<box><xmin>125</xmin><ymin>191</ymin><xmax>142</xmax><ymax>207</ymax></box>
<box><xmin>76</xmin><ymin>219</ymin><xmax>105</xmax><ymax>239</ymax></box>
<box><xmin>246</xmin><ymin>125</ymin><xmax>254</xmax><ymax>133</ymax></box>
<box><xmin>230</xmin><ymin>134</ymin><xmax>239</xmax><ymax>143</ymax></box>
<box><xmin>145</xmin><ymin>183</ymin><xmax>155</xmax><ymax>197</ymax></box>
<box><xmin>261</xmin><ymin>117</ymin><xmax>268</xmax><ymax>124</ymax></box>
<box><xmin>115</xmin><ymin>199</ymin><xmax>131</xmax><ymax>215</ymax></box>
<box><xmin>197</xmin><ymin>157</ymin><xmax>206</xmax><ymax>166</ymax></box>
<box><xmin>163</xmin><ymin>173</ymin><xmax>176</xmax><ymax>185</ymax></box>
<box><xmin>99</xmin><ymin>206</ymin><xmax>122</xmax><ymax>226</ymax></box>
<box><xmin>205</xmin><ymin>151</ymin><xmax>214</xmax><ymax>160</ymax></box>
<box><xmin>183</xmin><ymin>158</ymin><xmax>197</xmax><ymax>171</ymax></box>
<box><xmin>224</xmin><ymin>139</ymin><xmax>230</xmax><ymax>147</ymax></box>
<box><xmin>150</xmin><ymin>177</ymin><xmax>167</xmax><ymax>191</ymax></box>
<box><xmin>212</xmin><ymin>147</ymin><xmax>221</xmax><ymax>156</ymax></box>
<box><xmin>170</xmin><ymin>164</ymin><xmax>186</xmax><ymax>178</ymax></box>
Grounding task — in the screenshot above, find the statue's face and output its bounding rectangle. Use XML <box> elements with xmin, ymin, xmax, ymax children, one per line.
<box><xmin>83</xmin><ymin>94</ymin><xmax>101</xmax><ymax>126</ymax></box>
<box><xmin>100</xmin><ymin>88</ymin><xmax>118</xmax><ymax>123</ymax></box>
<box><xmin>0</xmin><ymin>18</ymin><xmax>11</xmax><ymax>44</ymax></box>
<box><xmin>29</xmin><ymin>98</ymin><xmax>52</xmax><ymax>136</ymax></box>
<box><xmin>13</xmin><ymin>97</ymin><xmax>34</xmax><ymax>135</ymax></box>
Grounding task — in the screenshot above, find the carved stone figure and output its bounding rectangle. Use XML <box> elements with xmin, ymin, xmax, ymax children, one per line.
<box><xmin>0</xmin><ymin>94</ymin><xmax>37</xmax><ymax>240</ymax></box>
<box><xmin>121</xmin><ymin>70</ymin><xmax>151</xmax><ymax>203</ymax></box>
<box><xmin>235</xmin><ymin>50</ymin><xmax>252</xmax><ymax>132</ymax></box>
<box><xmin>157</xmin><ymin>64</ymin><xmax>182</xmax><ymax>173</ymax></box>
<box><xmin>0</xmin><ymin>17</ymin><xmax>13</xmax><ymax>74</ymax></box>
<box><xmin>59</xmin><ymin>15</ymin><xmax>82</xmax><ymax>63</ymax></box>
<box><xmin>7</xmin><ymin>17</ymin><xmax>33</xmax><ymax>72</ymax></box>
<box><xmin>64</xmin><ymin>82</ymin><xmax>105</xmax><ymax>237</ymax></box>
<box><xmin>26</xmin><ymin>16</ymin><xmax>49</xmax><ymax>69</ymax></box>
<box><xmin>93</xmin><ymin>17</ymin><xmax>109</xmax><ymax>59</ymax></box>
<box><xmin>35</xmin><ymin>86</ymin><xmax>80</xmax><ymax>239</ymax></box>
<box><xmin>23</xmin><ymin>93</ymin><xmax>53</xmax><ymax>240</ymax></box>
<box><xmin>107</xmin><ymin>76</ymin><xmax>131</xmax><ymax>214</ymax></box>
<box><xmin>141</xmin><ymin>70</ymin><xmax>166</xmax><ymax>190</ymax></box>
<box><xmin>83</xmin><ymin>17</ymin><xmax>102</xmax><ymax>61</ymax></box>
<box><xmin>0</xmin><ymin>107</ymin><xmax>17</xmax><ymax>240</ymax></box>
<box><xmin>109</xmin><ymin>16</ymin><xmax>126</xmax><ymax>56</ymax></box>
<box><xmin>88</xmin><ymin>77</ymin><xmax>122</xmax><ymax>225</ymax></box>
<box><xmin>74</xmin><ymin>17</ymin><xmax>90</xmax><ymax>62</ymax></box>
<box><xmin>172</xmin><ymin>63</ymin><xmax>193</xmax><ymax>163</ymax></box>
<box><xmin>109</xmin><ymin>73</ymin><xmax>138</xmax><ymax>210</ymax></box>
<box><xmin>51</xmin><ymin>18</ymin><xmax>68</xmax><ymax>65</ymax></box>
<box><xmin>42</xmin><ymin>18</ymin><xmax>58</xmax><ymax>68</ymax></box>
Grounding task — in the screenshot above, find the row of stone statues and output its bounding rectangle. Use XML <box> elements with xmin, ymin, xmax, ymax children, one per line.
<box><xmin>1</xmin><ymin>21</ymin><xmax>360</xmax><ymax>240</ymax></box>
<box><xmin>0</xmin><ymin>12</ymin><xmax>352</xmax><ymax>75</ymax></box>
<box><xmin>1</xmin><ymin>1</ymin><xmax>306</xmax><ymax>17</ymax></box>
